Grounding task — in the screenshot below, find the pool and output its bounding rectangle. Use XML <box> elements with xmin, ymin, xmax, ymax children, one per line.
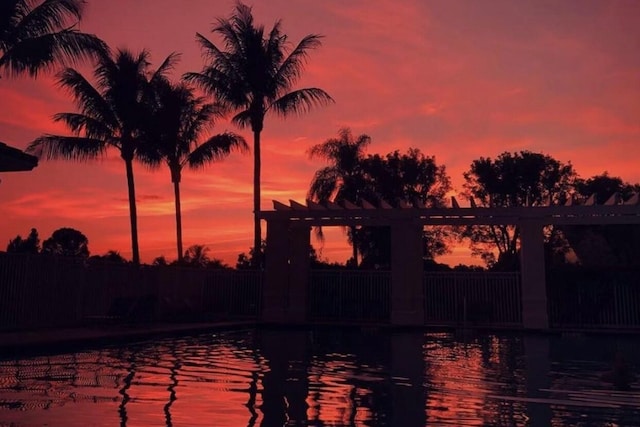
<box><xmin>1</xmin><ymin>328</ymin><xmax>639</xmax><ymax>426</ymax></box>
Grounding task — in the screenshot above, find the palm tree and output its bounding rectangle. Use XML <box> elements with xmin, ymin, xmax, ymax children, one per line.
<box><xmin>184</xmin><ymin>2</ymin><xmax>333</xmax><ymax>267</ymax></box>
<box><xmin>183</xmin><ymin>244</ymin><xmax>212</xmax><ymax>268</ymax></box>
<box><xmin>308</xmin><ymin>128</ymin><xmax>371</xmax><ymax>266</ymax></box>
<box><xmin>27</xmin><ymin>48</ymin><xmax>178</xmax><ymax>265</ymax></box>
<box><xmin>141</xmin><ymin>79</ymin><xmax>248</xmax><ymax>261</ymax></box>
<box><xmin>0</xmin><ymin>0</ymin><xmax>107</xmax><ymax>78</ymax></box>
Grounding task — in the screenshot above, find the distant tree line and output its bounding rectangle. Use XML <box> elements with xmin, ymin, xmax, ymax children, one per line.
<box><xmin>4</xmin><ymin>227</ymin><xmax>232</xmax><ymax>269</ymax></box>
<box><xmin>304</xmin><ymin>129</ymin><xmax>640</xmax><ymax>271</ymax></box>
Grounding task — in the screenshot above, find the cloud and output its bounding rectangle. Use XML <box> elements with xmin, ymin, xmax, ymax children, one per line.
<box><xmin>1</xmin><ymin>0</ymin><xmax>639</xmax><ymax>266</ymax></box>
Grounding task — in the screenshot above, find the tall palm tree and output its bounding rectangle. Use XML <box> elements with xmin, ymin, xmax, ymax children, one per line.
<box><xmin>184</xmin><ymin>2</ymin><xmax>333</xmax><ymax>267</ymax></box>
<box><xmin>308</xmin><ymin>128</ymin><xmax>370</xmax><ymax>266</ymax></box>
<box><xmin>27</xmin><ymin>48</ymin><xmax>178</xmax><ymax>265</ymax></box>
<box><xmin>141</xmin><ymin>79</ymin><xmax>248</xmax><ymax>261</ymax></box>
<box><xmin>0</xmin><ymin>0</ymin><xmax>107</xmax><ymax>78</ymax></box>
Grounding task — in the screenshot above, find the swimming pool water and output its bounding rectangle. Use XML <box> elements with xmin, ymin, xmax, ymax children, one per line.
<box><xmin>1</xmin><ymin>329</ymin><xmax>638</xmax><ymax>426</ymax></box>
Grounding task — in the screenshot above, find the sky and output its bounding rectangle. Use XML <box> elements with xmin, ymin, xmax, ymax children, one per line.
<box><xmin>1</xmin><ymin>0</ymin><xmax>639</xmax><ymax>266</ymax></box>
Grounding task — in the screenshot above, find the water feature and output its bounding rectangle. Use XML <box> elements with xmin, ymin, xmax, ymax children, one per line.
<box><xmin>1</xmin><ymin>328</ymin><xmax>638</xmax><ymax>426</ymax></box>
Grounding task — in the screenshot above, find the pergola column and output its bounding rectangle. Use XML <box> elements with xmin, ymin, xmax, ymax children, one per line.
<box><xmin>263</xmin><ymin>218</ymin><xmax>289</xmax><ymax>323</ymax></box>
<box><xmin>288</xmin><ymin>225</ymin><xmax>310</xmax><ymax>323</ymax></box>
<box><xmin>519</xmin><ymin>219</ymin><xmax>548</xmax><ymax>330</ymax></box>
<box><xmin>391</xmin><ymin>220</ymin><xmax>424</xmax><ymax>326</ymax></box>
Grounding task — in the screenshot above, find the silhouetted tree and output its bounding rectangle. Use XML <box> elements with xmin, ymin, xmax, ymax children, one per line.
<box><xmin>6</xmin><ymin>228</ymin><xmax>40</xmax><ymax>254</ymax></box>
<box><xmin>182</xmin><ymin>244</ymin><xmax>228</xmax><ymax>268</ymax></box>
<box><xmin>356</xmin><ymin>148</ymin><xmax>451</xmax><ymax>268</ymax></box>
<box><xmin>462</xmin><ymin>151</ymin><xmax>576</xmax><ymax>269</ymax></box>
<box><xmin>183</xmin><ymin>244</ymin><xmax>210</xmax><ymax>267</ymax></box>
<box><xmin>308</xmin><ymin>128</ymin><xmax>370</xmax><ymax>266</ymax></box>
<box><xmin>88</xmin><ymin>249</ymin><xmax>127</xmax><ymax>264</ymax></box>
<box><xmin>185</xmin><ymin>2</ymin><xmax>333</xmax><ymax>266</ymax></box>
<box><xmin>152</xmin><ymin>255</ymin><xmax>170</xmax><ymax>266</ymax></box>
<box><xmin>27</xmin><ymin>48</ymin><xmax>178</xmax><ymax>265</ymax></box>
<box><xmin>235</xmin><ymin>240</ymin><xmax>335</xmax><ymax>269</ymax></box>
<box><xmin>0</xmin><ymin>0</ymin><xmax>107</xmax><ymax>78</ymax></box>
<box><xmin>562</xmin><ymin>173</ymin><xmax>640</xmax><ymax>268</ymax></box>
<box><xmin>141</xmin><ymin>78</ymin><xmax>248</xmax><ymax>261</ymax></box>
<box><xmin>236</xmin><ymin>240</ymin><xmax>266</xmax><ymax>270</ymax></box>
<box><xmin>41</xmin><ymin>227</ymin><xmax>89</xmax><ymax>258</ymax></box>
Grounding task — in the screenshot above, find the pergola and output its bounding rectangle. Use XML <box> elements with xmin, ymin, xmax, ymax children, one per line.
<box><xmin>0</xmin><ymin>141</ymin><xmax>38</xmax><ymax>173</ymax></box>
<box><xmin>258</xmin><ymin>193</ymin><xmax>640</xmax><ymax>329</ymax></box>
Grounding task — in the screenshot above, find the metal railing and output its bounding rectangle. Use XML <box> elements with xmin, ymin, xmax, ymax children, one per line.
<box><xmin>4</xmin><ymin>251</ymin><xmax>638</xmax><ymax>331</ymax></box>
<box><xmin>423</xmin><ymin>272</ymin><xmax>522</xmax><ymax>327</ymax></box>
<box><xmin>547</xmin><ymin>269</ymin><xmax>640</xmax><ymax>329</ymax></box>
<box><xmin>308</xmin><ymin>270</ymin><xmax>391</xmax><ymax>323</ymax></box>
<box><xmin>0</xmin><ymin>253</ymin><xmax>263</xmax><ymax>330</ymax></box>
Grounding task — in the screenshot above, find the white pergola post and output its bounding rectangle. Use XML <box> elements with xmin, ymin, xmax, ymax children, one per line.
<box><xmin>519</xmin><ymin>219</ymin><xmax>549</xmax><ymax>330</ymax></box>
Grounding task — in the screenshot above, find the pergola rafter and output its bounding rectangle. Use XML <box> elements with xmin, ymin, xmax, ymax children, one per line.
<box><xmin>258</xmin><ymin>194</ymin><xmax>640</xmax><ymax>226</ymax></box>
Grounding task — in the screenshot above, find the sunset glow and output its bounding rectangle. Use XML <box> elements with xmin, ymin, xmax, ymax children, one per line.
<box><xmin>2</xmin><ymin>0</ymin><xmax>639</xmax><ymax>265</ymax></box>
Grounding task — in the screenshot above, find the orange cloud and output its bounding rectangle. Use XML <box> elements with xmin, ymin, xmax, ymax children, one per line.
<box><xmin>2</xmin><ymin>0</ymin><xmax>639</xmax><ymax>266</ymax></box>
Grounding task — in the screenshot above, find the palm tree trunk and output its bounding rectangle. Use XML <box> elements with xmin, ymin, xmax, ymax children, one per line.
<box><xmin>173</xmin><ymin>178</ymin><xmax>183</xmax><ymax>262</ymax></box>
<box><xmin>253</xmin><ymin>129</ymin><xmax>262</xmax><ymax>268</ymax></box>
<box><xmin>125</xmin><ymin>158</ymin><xmax>140</xmax><ymax>265</ymax></box>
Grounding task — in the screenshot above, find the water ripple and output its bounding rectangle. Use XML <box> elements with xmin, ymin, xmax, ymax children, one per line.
<box><xmin>0</xmin><ymin>329</ymin><xmax>639</xmax><ymax>426</ymax></box>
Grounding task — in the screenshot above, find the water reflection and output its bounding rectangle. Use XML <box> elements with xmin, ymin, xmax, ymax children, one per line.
<box><xmin>1</xmin><ymin>329</ymin><xmax>639</xmax><ymax>426</ymax></box>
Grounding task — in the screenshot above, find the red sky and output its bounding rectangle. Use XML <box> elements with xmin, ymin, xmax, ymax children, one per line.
<box><xmin>1</xmin><ymin>0</ymin><xmax>639</xmax><ymax>265</ymax></box>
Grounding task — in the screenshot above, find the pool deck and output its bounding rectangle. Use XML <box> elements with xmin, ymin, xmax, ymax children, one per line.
<box><xmin>0</xmin><ymin>321</ymin><xmax>257</xmax><ymax>358</ymax></box>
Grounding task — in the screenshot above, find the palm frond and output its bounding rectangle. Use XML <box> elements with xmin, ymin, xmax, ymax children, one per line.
<box><xmin>308</xmin><ymin>166</ymin><xmax>340</xmax><ymax>201</ymax></box>
<box><xmin>150</xmin><ymin>51</ymin><xmax>181</xmax><ymax>84</ymax></box>
<box><xmin>186</xmin><ymin>132</ymin><xmax>248</xmax><ymax>169</ymax></box>
<box><xmin>230</xmin><ymin>109</ymin><xmax>252</xmax><ymax>129</ymax></box>
<box><xmin>180</xmin><ymin>102</ymin><xmax>218</xmax><ymax>144</ymax></box>
<box><xmin>27</xmin><ymin>134</ymin><xmax>107</xmax><ymax>161</ymax></box>
<box><xmin>308</xmin><ymin>136</ymin><xmax>344</xmax><ymax>160</ymax></box>
<box><xmin>213</xmin><ymin>2</ymin><xmax>255</xmax><ymax>54</ymax></box>
<box><xmin>264</xmin><ymin>20</ymin><xmax>285</xmax><ymax>72</ymax></box>
<box><xmin>194</xmin><ymin>32</ymin><xmax>233</xmax><ymax>71</ymax></box>
<box><xmin>56</xmin><ymin>67</ymin><xmax>118</xmax><ymax>127</ymax></box>
<box><xmin>270</xmin><ymin>88</ymin><xmax>333</xmax><ymax>116</ymax></box>
<box><xmin>183</xmin><ymin>67</ymin><xmax>241</xmax><ymax>108</ymax></box>
<box><xmin>312</xmin><ymin>225</ymin><xmax>326</xmax><ymax>244</ymax></box>
<box><xmin>10</xmin><ymin>0</ymin><xmax>84</xmax><ymax>40</ymax></box>
<box><xmin>186</xmin><ymin>35</ymin><xmax>249</xmax><ymax>108</ymax></box>
<box><xmin>135</xmin><ymin>146</ymin><xmax>165</xmax><ymax>170</ymax></box>
<box><xmin>274</xmin><ymin>34</ymin><xmax>323</xmax><ymax>88</ymax></box>
<box><xmin>0</xmin><ymin>1</ymin><xmax>26</xmax><ymax>34</ymax></box>
<box><xmin>95</xmin><ymin>48</ymin><xmax>148</xmax><ymax>93</ymax></box>
<box><xmin>0</xmin><ymin>29</ymin><xmax>107</xmax><ymax>77</ymax></box>
<box><xmin>53</xmin><ymin>112</ymin><xmax>113</xmax><ymax>139</ymax></box>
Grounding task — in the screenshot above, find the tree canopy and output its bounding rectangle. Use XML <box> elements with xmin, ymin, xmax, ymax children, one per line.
<box><xmin>560</xmin><ymin>173</ymin><xmax>640</xmax><ymax>268</ymax></box>
<box><xmin>308</xmin><ymin>141</ymin><xmax>451</xmax><ymax>269</ymax></box>
<box><xmin>41</xmin><ymin>227</ymin><xmax>89</xmax><ymax>258</ymax></box>
<box><xmin>6</xmin><ymin>228</ymin><xmax>40</xmax><ymax>254</ymax></box>
<box><xmin>461</xmin><ymin>151</ymin><xmax>576</xmax><ymax>269</ymax></box>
